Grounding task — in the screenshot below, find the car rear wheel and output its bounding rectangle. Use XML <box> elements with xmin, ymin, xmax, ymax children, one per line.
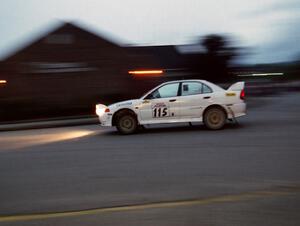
<box><xmin>203</xmin><ymin>107</ymin><xmax>226</xmax><ymax>130</ymax></box>
<box><xmin>116</xmin><ymin>113</ymin><xmax>138</xmax><ymax>135</ymax></box>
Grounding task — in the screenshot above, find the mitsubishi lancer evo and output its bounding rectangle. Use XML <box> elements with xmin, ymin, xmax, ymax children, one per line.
<box><xmin>96</xmin><ymin>80</ymin><xmax>246</xmax><ymax>134</ymax></box>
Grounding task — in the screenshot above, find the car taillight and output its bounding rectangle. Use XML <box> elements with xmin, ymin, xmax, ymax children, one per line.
<box><xmin>240</xmin><ymin>89</ymin><xmax>245</xmax><ymax>100</ymax></box>
<box><xmin>105</xmin><ymin>108</ymin><xmax>110</xmax><ymax>113</ymax></box>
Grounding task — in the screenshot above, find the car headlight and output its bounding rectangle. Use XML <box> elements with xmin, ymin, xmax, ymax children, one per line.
<box><xmin>96</xmin><ymin>104</ymin><xmax>109</xmax><ymax>116</ymax></box>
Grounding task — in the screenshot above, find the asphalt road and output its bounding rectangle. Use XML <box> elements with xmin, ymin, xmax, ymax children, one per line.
<box><xmin>0</xmin><ymin>93</ymin><xmax>300</xmax><ymax>226</ymax></box>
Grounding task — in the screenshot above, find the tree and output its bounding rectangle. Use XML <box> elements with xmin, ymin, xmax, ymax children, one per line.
<box><xmin>200</xmin><ymin>34</ymin><xmax>238</xmax><ymax>81</ymax></box>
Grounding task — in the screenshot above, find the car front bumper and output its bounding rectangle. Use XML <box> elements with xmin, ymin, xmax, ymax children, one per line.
<box><xmin>98</xmin><ymin>113</ymin><xmax>113</xmax><ymax>127</ymax></box>
<box><xmin>96</xmin><ymin>104</ymin><xmax>113</xmax><ymax>127</ymax></box>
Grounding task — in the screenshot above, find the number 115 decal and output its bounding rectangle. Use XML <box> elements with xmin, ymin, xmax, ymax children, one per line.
<box><xmin>152</xmin><ymin>103</ymin><xmax>170</xmax><ymax>118</ymax></box>
<box><xmin>153</xmin><ymin>107</ymin><xmax>169</xmax><ymax>117</ymax></box>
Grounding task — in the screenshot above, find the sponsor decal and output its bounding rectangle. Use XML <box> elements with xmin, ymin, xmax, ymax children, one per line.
<box><xmin>152</xmin><ymin>103</ymin><xmax>167</xmax><ymax>109</ymax></box>
<box><xmin>226</xmin><ymin>92</ymin><xmax>236</xmax><ymax>96</ymax></box>
<box><xmin>117</xmin><ymin>102</ymin><xmax>132</xmax><ymax>107</ymax></box>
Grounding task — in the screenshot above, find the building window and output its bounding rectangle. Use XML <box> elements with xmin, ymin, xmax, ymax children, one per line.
<box><xmin>45</xmin><ymin>34</ymin><xmax>74</xmax><ymax>44</ymax></box>
<box><xmin>23</xmin><ymin>62</ymin><xmax>97</xmax><ymax>74</ymax></box>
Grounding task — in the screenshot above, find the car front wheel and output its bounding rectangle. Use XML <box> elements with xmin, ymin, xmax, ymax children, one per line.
<box><xmin>203</xmin><ymin>107</ymin><xmax>226</xmax><ymax>130</ymax></box>
<box><xmin>116</xmin><ymin>113</ymin><xmax>138</xmax><ymax>135</ymax></box>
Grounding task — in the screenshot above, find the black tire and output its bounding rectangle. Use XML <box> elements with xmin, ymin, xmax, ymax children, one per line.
<box><xmin>203</xmin><ymin>107</ymin><xmax>226</xmax><ymax>130</ymax></box>
<box><xmin>116</xmin><ymin>113</ymin><xmax>138</xmax><ymax>135</ymax></box>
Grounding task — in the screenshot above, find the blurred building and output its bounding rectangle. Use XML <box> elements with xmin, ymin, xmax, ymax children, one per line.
<box><xmin>0</xmin><ymin>22</ymin><xmax>182</xmax><ymax>121</ymax></box>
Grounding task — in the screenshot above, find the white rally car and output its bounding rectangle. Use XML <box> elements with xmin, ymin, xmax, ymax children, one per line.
<box><xmin>96</xmin><ymin>80</ymin><xmax>246</xmax><ymax>134</ymax></box>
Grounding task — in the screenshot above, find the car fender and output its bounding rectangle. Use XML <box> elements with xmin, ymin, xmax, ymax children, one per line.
<box><xmin>109</xmin><ymin>99</ymin><xmax>142</xmax><ymax>125</ymax></box>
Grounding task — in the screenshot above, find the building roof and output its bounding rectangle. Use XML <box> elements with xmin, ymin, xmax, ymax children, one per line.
<box><xmin>2</xmin><ymin>22</ymin><xmax>123</xmax><ymax>62</ymax></box>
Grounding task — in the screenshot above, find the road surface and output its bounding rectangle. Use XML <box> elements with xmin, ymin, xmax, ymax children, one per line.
<box><xmin>0</xmin><ymin>93</ymin><xmax>300</xmax><ymax>226</ymax></box>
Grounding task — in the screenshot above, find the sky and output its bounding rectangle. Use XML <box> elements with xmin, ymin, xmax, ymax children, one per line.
<box><xmin>0</xmin><ymin>0</ymin><xmax>299</xmax><ymax>64</ymax></box>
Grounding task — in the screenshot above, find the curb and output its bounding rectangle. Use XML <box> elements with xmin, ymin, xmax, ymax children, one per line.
<box><xmin>0</xmin><ymin>117</ymin><xmax>99</xmax><ymax>132</ymax></box>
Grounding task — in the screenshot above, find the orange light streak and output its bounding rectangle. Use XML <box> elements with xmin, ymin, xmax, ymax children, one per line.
<box><xmin>128</xmin><ymin>70</ymin><xmax>163</xmax><ymax>76</ymax></box>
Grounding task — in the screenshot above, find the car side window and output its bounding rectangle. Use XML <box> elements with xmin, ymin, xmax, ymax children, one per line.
<box><xmin>202</xmin><ymin>84</ymin><xmax>213</xmax><ymax>94</ymax></box>
<box><xmin>147</xmin><ymin>83</ymin><xmax>179</xmax><ymax>99</ymax></box>
<box><xmin>181</xmin><ymin>82</ymin><xmax>202</xmax><ymax>96</ymax></box>
<box><xmin>181</xmin><ymin>82</ymin><xmax>212</xmax><ymax>96</ymax></box>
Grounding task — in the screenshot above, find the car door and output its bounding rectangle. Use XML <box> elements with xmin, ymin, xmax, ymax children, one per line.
<box><xmin>178</xmin><ymin>81</ymin><xmax>213</xmax><ymax>119</ymax></box>
<box><xmin>139</xmin><ymin>82</ymin><xmax>181</xmax><ymax>124</ymax></box>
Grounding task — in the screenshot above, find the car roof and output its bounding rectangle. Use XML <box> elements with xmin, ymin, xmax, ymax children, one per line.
<box><xmin>161</xmin><ymin>79</ymin><xmax>207</xmax><ymax>84</ymax></box>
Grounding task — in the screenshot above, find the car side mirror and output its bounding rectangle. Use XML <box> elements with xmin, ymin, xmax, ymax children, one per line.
<box><xmin>145</xmin><ymin>93</ymin><xmax>154</xmax><ymax>100</ymax></box>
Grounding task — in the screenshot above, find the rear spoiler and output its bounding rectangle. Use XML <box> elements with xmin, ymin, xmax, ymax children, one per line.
<box><xmin>227</xmin><ymin>81</ymin><xmax>245</xmax><ymax>91</ymax></box>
